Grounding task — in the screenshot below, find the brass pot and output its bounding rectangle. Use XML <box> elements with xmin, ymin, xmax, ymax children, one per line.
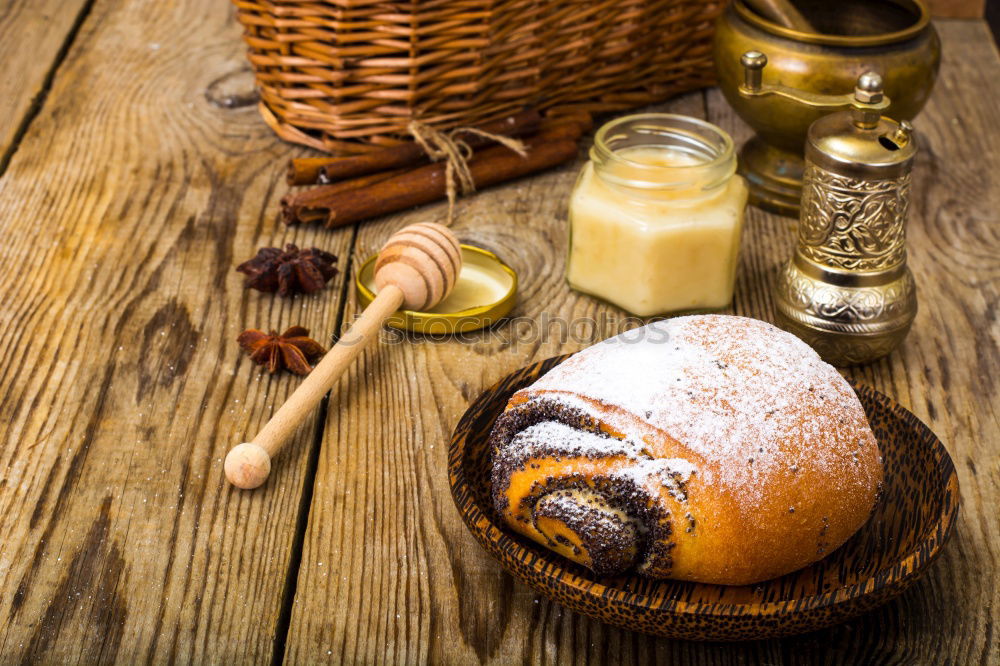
<box><xmin>714</xmin><ymin>0</ymin><xmax>939</xmax><ymax>215</ymax></box>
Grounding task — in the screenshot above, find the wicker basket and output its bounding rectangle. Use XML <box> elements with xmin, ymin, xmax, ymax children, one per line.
<box><xmin>233</xmin><ymin>0</ymin><xmax>723</xmax><ymax>153</ymax></box>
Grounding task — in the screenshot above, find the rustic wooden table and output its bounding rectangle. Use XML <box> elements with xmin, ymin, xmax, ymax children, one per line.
<box><xmin>0</xmin><ymin>2</ymin><xmax>997</xmax><ymax>663</ymax></box>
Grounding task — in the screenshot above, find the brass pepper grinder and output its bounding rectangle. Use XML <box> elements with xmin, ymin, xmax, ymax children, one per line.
<box><xmin>739</xmin><ymin>51</ymin><xmax>918</xmax><ymax>366</ymax></box>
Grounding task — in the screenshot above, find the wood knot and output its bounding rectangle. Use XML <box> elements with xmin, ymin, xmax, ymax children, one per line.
<box><xmin>204</xmin><ymin>67</ymin><xmax>258</xmax><ymax>109</ymax></box>
<box><xmin>374</xmin><ymin>222</ymin><xmax>461</xmax><ymax>310</ymax></box>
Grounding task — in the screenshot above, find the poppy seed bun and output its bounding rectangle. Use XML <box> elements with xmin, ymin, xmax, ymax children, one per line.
<box><xmin>490</xmin><ymin>315</ymin><xmax>883</xmax><ymax>584</ymax></box>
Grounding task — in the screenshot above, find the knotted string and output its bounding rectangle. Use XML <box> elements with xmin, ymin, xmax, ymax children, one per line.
<box><xmin>407</xmin><ymin>120</ymin><xmax>528</xmax><ymax>225</ymax></box>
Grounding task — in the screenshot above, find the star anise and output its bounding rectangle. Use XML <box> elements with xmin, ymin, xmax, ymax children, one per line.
<box><xmin>236</xmin><ymin>244</ymin><xmax>338</xmax><ymax>296</ymax></box>
<box><xmin>237</xmin><ymin>326</ymin><xmax>326</xmax><ymax>375</ymax></box>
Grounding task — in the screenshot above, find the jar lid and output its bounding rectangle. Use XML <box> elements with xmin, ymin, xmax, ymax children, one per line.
<box><xmin>355</xmin><ymin>244</ymin><xmax>517</xmax><ymax>334</ymax></box>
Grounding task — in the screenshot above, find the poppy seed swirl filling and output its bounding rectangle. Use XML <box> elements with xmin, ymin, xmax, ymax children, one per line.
<box><xmin>490</xmin><ymin>397</ymin><xmax>689</xmax><ymax>578</ymax></box>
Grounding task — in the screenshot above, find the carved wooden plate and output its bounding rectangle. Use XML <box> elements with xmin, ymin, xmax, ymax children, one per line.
<box><xmin>448</xmin><ymin>355</ymin><xmax>960</xmax><ymax>641</ymax></box>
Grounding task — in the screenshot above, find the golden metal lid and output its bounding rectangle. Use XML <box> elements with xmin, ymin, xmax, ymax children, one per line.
<box><xmin>356</xmin><ymin>244</ymin><xmax>517</xmax><ymax>334</ymax></box>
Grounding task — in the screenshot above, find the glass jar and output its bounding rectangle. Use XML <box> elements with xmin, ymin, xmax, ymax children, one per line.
<box><xmin>566</xmin><ymin>114</ymin><xmax>747</xmax><ymax>317</ymax></box>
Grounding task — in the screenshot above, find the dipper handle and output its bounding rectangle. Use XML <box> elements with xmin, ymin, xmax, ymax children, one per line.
<box><xmin>225</xmin><ymin>222</ymin><xmax>461</xmax><ymax>489</ymax></box>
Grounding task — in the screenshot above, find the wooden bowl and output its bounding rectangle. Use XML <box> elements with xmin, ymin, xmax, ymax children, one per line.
<box><xmin>448</xmin><ymin>354</ymin><xmax>960</xmax><ymax>641</ymax></box>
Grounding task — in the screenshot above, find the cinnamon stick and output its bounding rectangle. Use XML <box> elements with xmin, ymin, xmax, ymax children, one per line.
<box><xmin>281</xmin><ymin>168</ymin><xmax>409</xmax><ymax>225</ymax></box>
<box><xmin>286</xmin><ymin>109</ymin><xmax>543</xmax><ymax>186</ymax></box>
<box><xmin>287</xmin><ymin>157</ymin><xmax>359</xmax><ymax>188</ymax></box>
<box><xmin>282</xmin><ymin>125</ymin><xmax>583</xmax><ymax>228</ymax></box>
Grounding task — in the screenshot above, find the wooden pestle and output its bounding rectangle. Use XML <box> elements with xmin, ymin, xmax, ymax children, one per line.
<box><xmin>743</xmin><ymin>0</ymin><xmax>814</xmax><ymax>32</ymax></box>
<box><xmin>225</xmin><ymin>222</ymin><xmax>462</xmax><ymax>489</ymax></box>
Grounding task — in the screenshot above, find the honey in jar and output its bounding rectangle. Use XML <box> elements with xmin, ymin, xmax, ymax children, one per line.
<box><xmin>566</xmin><ymin>114</ymin><xmax>747</xmax><ymax>317</ymax></box>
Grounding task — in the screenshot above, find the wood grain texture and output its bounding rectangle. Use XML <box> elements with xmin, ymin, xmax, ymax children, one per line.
<box><xmin>284</xmin><ymin>22</ymin><xmax>998</xmax><ymax>665</ymax></box>
<box><xmin>0</xmin><ymin>3</ymin><xmax>995</xmax><ymax>664</ymax></box>
<box><xmin>0</xmin><ymin>0</ymin><xmax>353</xmax><ymax>662</ymax></box>
<box><xmin>0</xmin><ymin>0</ymin><xmax>91</xmax><ymax>161</ymax></box>
<box><xmin>928</xmin><ymin>0</ymin><xmax>986</xmax><ymax>18</ymax></box>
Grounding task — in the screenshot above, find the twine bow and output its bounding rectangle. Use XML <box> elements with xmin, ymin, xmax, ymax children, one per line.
<box><xmin>407</xmin><ymin>120</ymin><xmax>528</xmax><ymax>225</ymax></box>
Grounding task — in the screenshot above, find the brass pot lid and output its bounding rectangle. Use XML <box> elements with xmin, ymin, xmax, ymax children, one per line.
<box><xmin>356</xmin><ymin>244</ymin><xmax>517</xmax><ymax>334</ymax></box>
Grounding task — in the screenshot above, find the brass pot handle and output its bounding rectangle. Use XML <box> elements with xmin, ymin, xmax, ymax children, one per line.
<box><xmin>739</xmin><ymin>50</ymin><xmax>891</xmax><ymax>127</ymax></box>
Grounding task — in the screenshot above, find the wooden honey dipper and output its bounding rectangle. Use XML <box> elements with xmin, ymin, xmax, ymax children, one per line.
<box><xmin>225</xmin><ymin>222</ymin><xmax>462</xmax><ymax>489</ymax></box>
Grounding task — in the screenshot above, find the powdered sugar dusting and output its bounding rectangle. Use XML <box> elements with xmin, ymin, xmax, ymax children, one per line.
<box><xmin>505</xmin><ymin>421</ymin><xmax>698</xmax><ymax>493</ymax></box>
<box><xmin>521</xmin><ymin>315</ymin><xmax>877</xmax><ymax>509</ymax></box>
<box><xmin>612</xmin><ymin>457</ymin><xmax>696</xmax><ymax>485</ymax></box>
<box><xmin>535</xmin><ymin>491</ymin><xmax>591</xmax><ymax>522</ymax></box>
<box><xmin>506</xmin><ymin>420</ymin><xmax>641</xmax><ymax>459</ymax></box>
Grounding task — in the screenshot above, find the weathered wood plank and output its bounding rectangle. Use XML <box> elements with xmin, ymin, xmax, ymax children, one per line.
<box><xmin>0</xmin><ymin>0</ymin><xmax>354</xmax><ymax>662</ymax></box>
<box><xmin>284</xmin><ymin>20</ymin><xmax>998</xmax><ymax>665</ymax></box>
<box><xmin>0</xmin><ymin>3</ymin><xmax>995</xmax><ymax>663</ymax></box>
<box><xmin>0</xmin><ymin>0</ymin><xmax>92</xmax><ymax>163</ymax></box>
<box><xmin>928</xmin><ymin>0</ymin><xmax>985</xmax><ymax>18</ymax></box>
